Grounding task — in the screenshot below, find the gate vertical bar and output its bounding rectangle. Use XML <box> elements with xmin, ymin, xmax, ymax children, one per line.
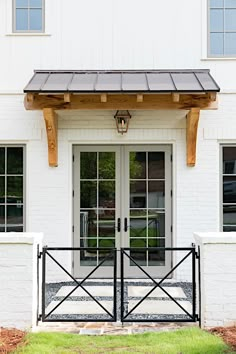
<box><xmin>192</xmin><ymin>248</ymin><xmax>196</xmax><ymax>321</ymax></box>
<box><xmin>113</xmin><ymin>249</ymin><xmax>117</xmax><ymax>321</ymax></box>
<box><xmin>42</xmin><ymin>247</ymin><xmax>46</xmax><ymax>321</ymax></box>
<box><xmin>198</xmin><ymin>246</ymin><xmax>201</xmax><ymax>326</ymax></box>
<box><xmin>120</xmin><ymin>249</ymin><xmax>124</xmax><ymax>322</ymax></box>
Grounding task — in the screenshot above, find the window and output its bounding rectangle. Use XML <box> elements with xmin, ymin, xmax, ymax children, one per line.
<box><xmin>0</xmin><ymin>147</ymin><xmax>25</xmax><ymax>232</ymax></box>
<box><xmin>13</xmin><ymin>0</ymin><xmax>44</xmax><ymax>32</ymax></box>
<box><xmin>222</xmin><ymin>146</ymin><xmax>236</xmax><ymax>231</ymax></box>
<box><xmin>209</xmin><ymin>0</ymin><xmax>236</xmax><ymax>57</ymax></box>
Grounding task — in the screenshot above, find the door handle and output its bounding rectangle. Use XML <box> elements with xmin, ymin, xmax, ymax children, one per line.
<box><xmin>117</xmin><ymin>218</ymin><xmax>121</xmax><ymax>232</ymax></box>
<box><xmin>124</xmin><ymin>217</ymin><xmax>128</xmax><ymax>232</ymax></box>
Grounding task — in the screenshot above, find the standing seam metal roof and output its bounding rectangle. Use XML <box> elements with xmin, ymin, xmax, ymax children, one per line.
<box><xmin>24</xmin><ymin>70</ymin><xmax>220</xmax><ymax>93</ymax></box>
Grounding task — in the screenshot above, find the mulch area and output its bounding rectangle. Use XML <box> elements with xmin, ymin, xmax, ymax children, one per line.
<box><xmin>210</xmin><ymin>326</ymin><xmax>236</xmax><ymax>351</ymax></box>
<box><xmin>0</xmin><ymin>328</ymin><xmax>26</xmax><ymax>354</ymax></box>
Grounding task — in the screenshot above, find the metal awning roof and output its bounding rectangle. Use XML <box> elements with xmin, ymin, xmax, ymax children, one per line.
<box><xmin>24</xmin><ymin>69</ymin><xmax>220</xmax><ymax>93</ymax></box>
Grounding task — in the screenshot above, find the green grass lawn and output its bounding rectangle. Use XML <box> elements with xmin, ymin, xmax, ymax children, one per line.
<box><xmin>14</xmin><ymin>327</ymin><xmax>235</xmax><ymax>354</ymax></box>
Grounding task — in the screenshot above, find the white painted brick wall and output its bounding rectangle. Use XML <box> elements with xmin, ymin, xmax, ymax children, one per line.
<box><xmin>194</xmin><ymin>232</ymin><xmax>236</xmax><ymax>328</ymax></box>
<box><xmin>0</xmin><ymin>233</ymin><xmax>43</xmax><ymax>329</ymax></box>
<box><xmin>0</xmin><ymin>94</ymin><xmax>235</xmax><ymax>281</ymax></box>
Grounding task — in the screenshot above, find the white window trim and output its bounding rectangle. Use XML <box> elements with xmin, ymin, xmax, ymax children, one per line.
<box><xmin>202</xmin><ymin>0</ymin><xmax>236</xmax><ymax>60</ymax></box>
<box><xmin>5</xmin><ymin>0</ymin><xmax>50</xmax><ymax>36</ymax></box>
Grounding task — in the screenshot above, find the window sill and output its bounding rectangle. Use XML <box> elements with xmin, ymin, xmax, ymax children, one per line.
<box><xmin>5</xmin><ymin>33</ymin><xmax>51</xmax><ymax>37</ymax></box>
<box><xmin>201</xmin><ymin>57</ymin><xmax>236</xmax><ymax>61</ymax></box>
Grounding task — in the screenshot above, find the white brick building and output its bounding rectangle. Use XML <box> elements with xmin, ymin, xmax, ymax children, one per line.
<box><xmin>0</xmin><ymin>0</ymin><xmax>235</xmax><ymax>281</ymax></box>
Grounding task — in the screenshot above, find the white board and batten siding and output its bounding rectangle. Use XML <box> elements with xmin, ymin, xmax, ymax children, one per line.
<box><xmin>0</xmin><ymin>0</ymin><xmax>235</xmax><ymax>280</ymax></box>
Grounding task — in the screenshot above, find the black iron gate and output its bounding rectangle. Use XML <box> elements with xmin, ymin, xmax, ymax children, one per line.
<box><xmin>38</xmin><ymin>246</ymin><xmax>200</xmax><ymax>323</ymax></box>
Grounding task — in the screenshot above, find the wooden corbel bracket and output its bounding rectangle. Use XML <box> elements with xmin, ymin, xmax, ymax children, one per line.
<box><xmin>186</xmin><ymin>108</ymin><xmax>200</xmax><ymax>167</ymax></box>
<box><xmin>43</xmin><ymin>108</ymin><xmax>58</xmax><ymax>167</ymax></box>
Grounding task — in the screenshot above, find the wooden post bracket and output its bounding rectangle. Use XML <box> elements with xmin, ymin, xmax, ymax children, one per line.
<box><xmin>186</xmin><ymin>108</ymin><xmax>200</xmax><ymax>167</ymax></box>
<box><xmin>43</xmin><ymin>108</ymin><xmax>58</xmax><ymax>167</ymax></box>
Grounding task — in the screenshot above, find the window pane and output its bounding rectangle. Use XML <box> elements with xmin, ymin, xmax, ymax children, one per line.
<box><xmin>30</xmin><ymin>0</ymin><xmax>42</xmax><ymax>7</ymax></box>
<box><xmin>0</xmin><ymin>177</ymin><xmax>5</xmax><ymax>203</ymax></box>
<box><xmin>148</xmin><ymin>211</ymin><xmax>165</xmax><ymax>238</ymax></box>
<box><xmin>29</xmin><ymin>9</ymin><xmax>42</xmax><ymax>31</ymax></box>
<box><xmin>130</xmin><ymin>152</ymin><xmax>146</xmax><ymax>179</ymax></box>
<box><xmin>7</xmin><ymin>226</ymin><xmax>23</xmax><ymax>232</ymax></box>
<box><xmin>16</xmin><ymin>9</ymin><xmax>28</xmax><ymax>31</ymax></box>
<box><xmin>148</xmin><ymin>152</ymin><xmax>164</xmax><ymax>179</ymax></box>
<box><xmin>210</xmin><ymin>33</ymin><xmax>224</xmax><ymax>55</ymax></box>
<box><xmin>223</xmin><ymin>147</ymin><xmax>236</xmax><ymax>174</ymax></box>
<box><xmin>80</xmin><ymin>152</ymin><xmax>97</xmax><ymax>179</ymax></box>
<box><xmin>130</xmin><ymin>181</ymin><xmax>146</xmax><ymax>208</ymax></box>
<box><xmin>7</xmin><ymin>148</ymin><xmax>23</xmax><ymax>174</ymax></box>
<box><xmin>210</xmin><ymin>9</ymin><xmax>224</xmax><ymax>31</ymax></box>
<box><xmin>223</xmin><ymin>225</ymin><xmax>236</xmax><ymax>231</ymax></box>
<box><xmin>0</xmin><ymin>206</ymin><xmax>5</xmax><ymax>225</ymax></box>
<box><xmin>98</xmin><ymin>210</ymin><xmax>115</xmax><ymax>237</ymax></box>
<box><xmin>7</xmin><ymin>205</ymin><xmax>23</xmax><ymax>225</ymax></box>
<box><xmin>225</xmin><ymin>9</ymin><xmax>236</xmax><ymax>31</ymax></box>
<box><xmin>16</xmin><ymin>0</ymin><xmax>28</xmax><ymax>7</ymax></box>
<box><xmin>210</xmin><ymin>0</ymin><xmax>224</xmax><ymax>7</ymax></box>
<box><xmin>148</xmin><ymin>181</ymin><xmax>165</xmax><ymax>208</ymax></box>
<box><xmin>80</xmin><ymin>181</ymin><xmax>97</xmax><ymax>208</ymax></box>
<box><xmin>99</xmin><ymin>152</ymin><xmax>115</xmax><ymax>179</ymax></box>
<box><xmin>80</xmin><ymin>210</ymin><xmax>97</xmax><ymax>238</ymax></box>
<box><xmin>223</xmin><ymin>205</ymin><xmax>236</xmax><ymax>225</ymax></box>
<box><xmin>0</xmin><ymin>148</ymin><xmax>5</xmax><ymax>174</ymax></box>
<box><xmin>223</xmin><ymin>177</ymin><xmax>236</xmax><ymax>203</ymax></box>
<box><xmin>225</xmin><ymin>33</ymin><xmax>236</xmax><ymax>55</ymax></box>
<box><xmin>130</xmin><ymin>210</ymin><xmax>147</xmax><ymax>238</ymax></box>
<box><xmin>7</xmin><ymin>177</ymin><xmax>23</xmax><ymax>204</ymax></box>
<box><xmin>225</xmin><ymin>0</ymin><xmax>236</xmax><ymax>8</ymax></box>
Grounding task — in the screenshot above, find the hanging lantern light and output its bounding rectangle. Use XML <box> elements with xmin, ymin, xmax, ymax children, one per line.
<box><xmin>114</xmin><ymin>110</ymin><xmax>131</xmax><ymax>134</ymax></box>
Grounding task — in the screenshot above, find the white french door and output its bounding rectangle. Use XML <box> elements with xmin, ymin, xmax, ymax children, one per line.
<box><xmin>73</xmin><ymin>145</ymin><xmax>172</xmax><ymax>278</ymax></box>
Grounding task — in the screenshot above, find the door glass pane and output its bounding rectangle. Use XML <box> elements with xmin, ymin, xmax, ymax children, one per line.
<box><xmin>99</xmin><ymin>181</ymin><xmax>115</xmax><ymax>208</ymax></box>
<box><xmin>130</xmin><ymin>152</ymin><xmax>146</xmax><ymax>179</ymax></box>
<box><xmin>148</xmin><ymin>248</ymin><xmax>165</xmax><ymax>266</ymax></box>
<box><xmin>99</xmin><ymin>152</ymin><xmax>115</xmax><ymax>179</ymax></box>
<box><xmin>98</xmin><ymin>210</ymin><xmax>115</xmax><ymax>237</ymax></box>
<box><xmin>130</xmin><ymin>210</ymin><xmax>147</xmax><ymax>238</ymax></box>
<box><xmin>130</xmin><ymin>249</ymin><xmax>147</xmax><ymax>266</ymax></box>
<box><xmin>210</xmin><ymin>9</ymin><xmax>224</xmax><ymax>31</ymax></box>
<box><xmin>148</xmin><ymin>211</ymin><xmax>165</xmax><ymax>238</ymax></box>
<box><xmin>223</xmin><ymin>147</ymin><xmax>236</xmax><ymax>174</ymax></box>
<box><xmin>80</xmin><ymin>152</ymin><xmax>97</xmax><ymax>179</ymax></box>
<box><xmin>7</xmin><ymin>148</ymin><xmax>23</xmax><ymax>174</ymax></box>
<box><xmin>0</xmin><ymin>148</ymin><xmax>5</xmax><ymax>174</ymax></box>
<box><xmin>223</xmin><ymin>177</ymin><xmax>236</xmax><ymax>203</ymax></box>
<box><xmin>130</xmin><ymin>181</ymin><xmax>146</xmax><ymax>208</ymax></box>
<box><xmin>148</xmin><ymin>152</ymin><xmax>165</xmax><ymax>179</ymax></box>
<box><xmin>80</xmin><ymin>249</ymin><xmax>97</xmax><ymax>266</ymax></box>
<box><xmin>80</xmin><ymin>210</ymin><xmax>97</xmax><ymax>238</ymax></box>
<box><xmin>7</xmin><ymin>176</ymin><xmax>23</xmax><ymax>204</ymax></box>
<box><xmin>29</xmin><ymin>9</ymin><xmax>42</xmax><ymax>31</ymax></box>
<box><xmin>80</xmin><ymin>181</ymin><xmax>97</xmax><ymax>208</ymax></box>
<box><xmin>16</xmin><ymin>9</ymin><xmax>28</xmax><ymax>30</ymax></box>
<box><xmin>148</xmin><ymin>181</ymin><xmax>165</xmax><ymax>208</ymax></box>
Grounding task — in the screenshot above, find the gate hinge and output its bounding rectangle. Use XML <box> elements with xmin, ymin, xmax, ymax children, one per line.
<box><xmin>73</xmin><ymin>154</ymin><xmax>75</xmax><ymax>162</ymax></box>
<box><xmin>38</xmin><ymin>251</ymin><xmax>43</xmax><ymax>259</ymax></box>
<box><xmin>72</xmin><ymin>225</ymin><xmax>74</xmax><ymax>233</ymax></box>
<box><xmin>38</xmin><ymin>314</ymin><xmax>42</xmax><ymax>321</ymax></box>
<box><xmin>195</xmin><ymin>314</ymin><xmax>200</xmax><ymax>322</ymax></box>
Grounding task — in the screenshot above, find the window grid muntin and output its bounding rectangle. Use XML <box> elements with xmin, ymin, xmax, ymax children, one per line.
<box><xmin>0</xmin><ymin>147</ymin><xmax>24</xmax><ymax>232</ymax></box>
<box><xmin>209</xmin><ymin>0</ymin><xmax>236</xmax><ymax>56</ymax></box>
<box><xmin>13</xmin><ymin>0</ymin><xmax>45</xmax><ymax>33</ymax></box>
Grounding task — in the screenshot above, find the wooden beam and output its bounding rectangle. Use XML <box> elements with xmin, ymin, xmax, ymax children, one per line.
<box><xmin>43</xmin><ymin>108</ymin><xmax>58</xmax><ymax>167</ymax></box>
<box><xmin>208</xmin><ymin>92</ymin><xmax>217</xmax><ymax>101</ymax></box>
<box><xmin>137</xmin><ymin>94</ymin><xmax>143</xmax><ymax>103</ymax></box>
<box><xmin>186</xmin><ymin>108</ymin><xmax>200</xmax><ymax>167</ymax></box>
<box><xmin>26</xmin><ymin>93</ymin><xmax>35</xmax><ymax>102</ymax></box>
<box><xmin>64</xmin><ymin>93</ymin><xmax>71</xmax><ymax>103</ymax></box>
<box><xmin>24</xmin><ymin>93</ymin><xmax>218</xmax><ymax>111</ymax></box>
<box><xmin>101</xmin><ymin>94</ymin><xmax>107</xmax><ymax>103</ymax></box>
<box><xmin>172</xmin><ymin>93</ymin><xmax>180</xmax><ymax>102</ymax></box>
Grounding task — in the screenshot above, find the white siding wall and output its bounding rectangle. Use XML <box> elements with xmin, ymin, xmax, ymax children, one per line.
<box><xmin>0</xmin><ymin>0</ymin><xmax>235</xmax><ymax>280</ymax></box>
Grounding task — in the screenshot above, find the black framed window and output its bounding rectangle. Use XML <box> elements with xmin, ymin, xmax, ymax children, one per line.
<box><xmin>222</xmin><ymin>146</ymin><xmax>236</xmax><ymax>231</ymax></box>
<box><xmin>0</xmin><ymin>147</ymin><xmax>24</xmax><ymax>232</ymax></box>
